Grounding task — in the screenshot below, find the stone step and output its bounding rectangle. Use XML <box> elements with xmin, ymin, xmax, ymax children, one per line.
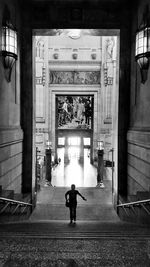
<box><xmin>30</xmin><ymin>203</ymin><xmax>119</xmax><ymax>221</ymax></box>
<box><xmin>0</xmin><ymin>222</ymin><xmax>150</xmax><ymax>266</ymax></box>
<box><xmin>1</xmin><ymin>231</ymin><xmax>150</xmax><ymax>240</ymax></box>
<box><xmin>0</xmin><ymin>239</ymin><xmax>149</xmax><ymax>266</ymax></box>
<box><xmin>1</xmin><ymin>220</ymin><xmax>149</xmax><ymax>236</ymax></box>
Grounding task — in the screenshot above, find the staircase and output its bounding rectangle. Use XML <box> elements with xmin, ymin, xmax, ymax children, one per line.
<box><xmin>118</xmin><ymin>191</ymin><xmax>150</xmax><ymax>225</ymax></box>
<box><xmin>0</xmin><ymin>221</ymin><xmax>150</xmax><ymax>266</ymax></box>
<box><xmin>0</xmin><ymin>185</ymin><xmax>150</xmax><ymax>266</ymax></box>
<box><xmin>0</xmin><ymin>186</ymin><xmax>32</xmax><ymax>223</ymax></box>
<box><xmin>29</xmin><ymin>184</ymin><xmax>119</xmax><ymax>222</ymax></box>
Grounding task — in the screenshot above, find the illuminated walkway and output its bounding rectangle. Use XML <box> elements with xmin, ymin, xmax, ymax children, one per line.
<box><xmin>31</xmin><ymin>147</ymin><xmax>116</xmax><ymax>222</ymax></box>
<box><xmin>30</xmin><ymin>184</ymin><xmax>119</xmax><ymax>222</ymax></box>
<box><xmin>51</xmin><ymin>148</ymin><xmax>97</xmax><ymax>187</ymax></box>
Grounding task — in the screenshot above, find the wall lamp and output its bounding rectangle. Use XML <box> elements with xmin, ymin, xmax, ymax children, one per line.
<box><xmin>46</xmin><ymin>140</ymin><xmax>52</xmax><ymax>150</ymax></box>
<box><xmin>1</xmin><ymin>6</ymin><xmax>18</xmax><ymax>82</ymax></box>
<box><xmin>97</xmin><ymin>140</ymin><xmax>104</xmax><ymax>151</ymax></box>
<box><xmin>135</xmin><ymin>6</ymin><xmax>150</xmax><ymax>83</ymax></box>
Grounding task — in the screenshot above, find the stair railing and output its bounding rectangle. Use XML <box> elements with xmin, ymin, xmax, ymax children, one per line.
<box><xmin>0</xmin><ymin>197</ymin><xmax>32</xmax><ymax>215</ymax></box>
<box><xmin>117</xmin><ymin>199</ymin><xmax>150</xmax><ymax>216</ymax></box>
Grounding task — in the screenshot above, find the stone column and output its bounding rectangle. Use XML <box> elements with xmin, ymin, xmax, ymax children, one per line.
<box><xmin>64</xmin><ymin>137</ymin><xmax>69</xmax><ymax>164</ymax></box>
<box><xmin>79</xmin><ymin>137</ymin><xmax>84</xmax><ymax>164</ymax></box>
<box><xmin>45</xmin><ymin>148</ymin><xmax>52</xmax><ymax>184</ymax></box>
<box><xmin>97</xmin><ymin>149</ymin><xmax>104</xmax><ymax>187</ymax></box>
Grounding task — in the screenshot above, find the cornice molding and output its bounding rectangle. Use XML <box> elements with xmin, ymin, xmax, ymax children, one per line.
<box><xmin>48</xmin><ymin>60</ymin><xmax>101</xmax><ymax>71</ymax></box>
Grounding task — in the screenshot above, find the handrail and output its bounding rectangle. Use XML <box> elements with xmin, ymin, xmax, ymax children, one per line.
<box><xmin>0</xmin><ymin>197</ymin><xmax>32</xmax><ymax>206</ymax></box>
<box><xmin>117</xmin><ymin>199</ymin><xmax>150</xmax><ymax>207</ymax></box>
<box><xmin>117</xmin><ymin>198</ymin><xmax>150</xmax><ymax>216</ymax></box>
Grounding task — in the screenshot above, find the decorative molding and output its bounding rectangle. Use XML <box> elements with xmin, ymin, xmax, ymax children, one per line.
<box><xmin>72</xmin><ymin>53</ymin><xmax>78</xmax><ymax>59</ymax></box>
<box><xmin>49</xmin><ymin>61</ymin><xmax>101</xmax><ymax>71</ymax></box>
<box><xmin>49</xmin><ymin>71</ymin><xmax>100</xmax><ymax>84</ymax></box>
<box><xmin>104</xmin><ymin>118</ymin><xmax>112</xmax><ymax>124</ymax></box>
<box><xmin>53</xmin><ymin>53</ymin><xmax>59</xmax><ymax>59</ymax></box>
<box><xmin>36</xmin><ymin>117</ymin><xmax>45</xmax><ymax>123</ymax></box>
<box><xmin>91</xmin><ymin>53</ymin><xmax>97</xmax><ymax>60</ymax></box>
<box><xmin>49</xmin><ymin>60</ymin><xmax>101</xmax><ymax>65</ymax></box>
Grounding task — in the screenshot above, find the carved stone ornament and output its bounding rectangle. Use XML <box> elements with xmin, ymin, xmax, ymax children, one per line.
<box><xmin>91</xmin><ymin>53</ymin><xmax>97</xmax><ymax>60</ymax></box>
<box><xmin>72</xmin><ymin>53</ymin><xmax>78</xmax><ymax>59</ymax></box>
<box><xmin>53</xmin><ymin>53</ymin><xmax>58</xmax><ymax>59</ymax></box>
<box><xmin>49</xmin><ymin>71</ymin><xmax>100</xmax><ymax>84</ymax></box>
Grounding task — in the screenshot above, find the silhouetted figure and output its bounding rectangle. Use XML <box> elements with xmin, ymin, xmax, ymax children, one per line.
<box><xmin>85</xmin><ymin>100</ymin><xmax>91</xmax><ymax>126</ymax></box>
<box><xmin>65</xmin><ymin>184</ymin><xmax>87</xmax><ymax>224</ymax></box>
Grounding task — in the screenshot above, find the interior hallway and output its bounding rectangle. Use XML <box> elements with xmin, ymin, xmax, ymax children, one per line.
<box><xmin>51</xmin><ymin>148</ymin><xmax>97</xmax><ymax>187</ymax></box>
<box><xmin>31</xmin><ymin>149</ymin><xmax>119</xmax><ymax>222</ymax></box>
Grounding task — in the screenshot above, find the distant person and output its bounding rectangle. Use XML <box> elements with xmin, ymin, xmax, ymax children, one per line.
<box><xmin>77</xmin><ymin>98</ymin><xmax>85</xmax><ymax>124</ymax></box>
<box><xmin>85</xmin><ymin>100</ymin><xmax>91</xmax><ymax>126</ymax></box>
<box><xmin>65</xmin><ymin>184</ymin><xmax>87</xmax><ymax>224</ymax></box>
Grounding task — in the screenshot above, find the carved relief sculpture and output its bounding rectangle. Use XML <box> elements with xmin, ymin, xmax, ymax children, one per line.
<box><xmin>49</xmin><ymin>71</ymin><xmax>100</xmax><ymax>84</ymax></box>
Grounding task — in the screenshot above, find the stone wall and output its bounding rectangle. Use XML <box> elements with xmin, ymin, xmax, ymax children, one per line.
<box><xmin>0</xmin><ymin>0</ymin><xmax>23</xmax><ymax>193</ymax></box>
<box><xmin>127</xmin><ymin>130</ymin><xmax>150</xmax><ymax>194</ymax></box>
<box><xmin>0</xmin><ymin>128</ymin><xmax>23</xmax><ymax>193</ymax></box>
<box><xmin>127</xmin><ymin>0</ymin><xmax>150</xmax><ymax>196</ymax></box>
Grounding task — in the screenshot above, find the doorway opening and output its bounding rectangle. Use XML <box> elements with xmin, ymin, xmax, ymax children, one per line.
<box><xmin>33</xmin><ymin>29</ymin><xmax>119</xmax><ymax>203</ymax></box>
<box><xmin>53</xmin><ymin>135</ymin><xmax>95</xmax><ymax>187</ymax></box>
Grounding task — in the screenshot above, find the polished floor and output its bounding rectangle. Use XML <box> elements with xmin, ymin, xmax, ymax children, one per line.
<box><xmin>30</xmin><ymin>148</ymin><xmax>118</xmax><ymax>222</ymax></box>
<box><xmin>51</xmin><ymin>148</ymin><xmax>97</xmax><ymax>187</ymax></box>
<box><xmin>30</xmin><ymin>184</ymin><xmax>119</xmax><ymax>222</ymax></box>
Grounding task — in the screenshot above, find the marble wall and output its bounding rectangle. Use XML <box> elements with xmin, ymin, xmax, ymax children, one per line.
<box><xmin>127</xmin><ymin>0</ymin><xmax>150</xmax><ymax>197</ymax></box>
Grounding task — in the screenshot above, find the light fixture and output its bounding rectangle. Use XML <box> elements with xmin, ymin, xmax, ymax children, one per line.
<box><xmin>1</xmin><ymin>6</ymin><xmax>18</xmax><ymax>82</ymax></box>
<box><xmin>135</xmin><ymin>6</ymin><xmax>150</xmax><ymax>83</ymax></box>
<box><xmin>42</xmin><ymin>65</ymin><xmax>46</xmax><ymax>86</ymax></box>
<box><xmin>97</xmin><ymin>140</ymin><xmax>104</xmax><ymax>151</ymax></box>
<box><xmin>46</xmin><ymin>140</ymin><xmax>52</xmax><ymax>150</ymax></box>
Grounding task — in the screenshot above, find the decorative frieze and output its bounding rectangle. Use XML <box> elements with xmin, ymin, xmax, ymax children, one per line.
<box><xmin>49</xmin><ymin>71</ymin><xmax>100</xmax><ymax>84</ymax></box>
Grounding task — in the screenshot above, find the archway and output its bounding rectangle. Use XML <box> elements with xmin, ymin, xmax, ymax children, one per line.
<box><xmin>32</xmin><ymin>29</ymin><xmax>120</xmax><ymax>204</ymax></box>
